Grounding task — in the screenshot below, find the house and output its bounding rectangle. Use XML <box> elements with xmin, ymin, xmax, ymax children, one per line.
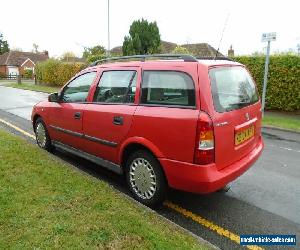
<box><xmin>110</xmin><ymin>40</ymin><xmax>224</xmax><ymax>57</ymax></box>
<box><xmin>0</xmin><ymin>51</ymin><xmax>49</xmax><ymax>76</ymax></box>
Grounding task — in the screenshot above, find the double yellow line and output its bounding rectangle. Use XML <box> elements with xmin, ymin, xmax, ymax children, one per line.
<box><xmin>164</xmin><ymin>201</ymin><xmax>263</xmax><ymax>250</ymax></box>
<box><xmin>0</xmin><ymin>118</ymin><xmax>35</xmax><ymax>139</ymax></box>
<box><xmin>0</xmin><ymin>117</ymin><xmax>264</xmax><ymax>250</ymax></box>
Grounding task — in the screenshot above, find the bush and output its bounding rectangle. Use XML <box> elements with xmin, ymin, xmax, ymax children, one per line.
<box><xmin>36</xmin><ymin>59</ymin><xmax>85</xmax><ymax>86</ymax></box>
<box><xmin>234</xmin><ymin>55</ymin><xmax>300</xmax><ymax>111</ymax></box>
<box><xmin>24</xmin><ymin>69</ymin><xmax>33</xmax><ymax>79</ymax></box>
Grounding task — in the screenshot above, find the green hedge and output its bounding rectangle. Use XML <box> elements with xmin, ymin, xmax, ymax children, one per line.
<box><xmin>36</xmin><ymin>56</ymin><xmax>300</xmax><ymax>111</ymax></box>
<box><xmin>234</xmin><ymin>55</ymin><xmax>300</xmax><ymax>111</ymax></box>
<box><xmin>36</xmin><ymin>59</ymin><xmax>85</xmax><ymax>86</ymax></box>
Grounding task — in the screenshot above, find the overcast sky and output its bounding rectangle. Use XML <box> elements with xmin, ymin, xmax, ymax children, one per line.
<box><xmin>1</xmin><ymin>0</ymin><xmax>299</xmax><ymax>57</ymax></box>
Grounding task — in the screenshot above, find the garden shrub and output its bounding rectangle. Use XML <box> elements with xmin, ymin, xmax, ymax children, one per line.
<box><xmin>234</xmin><ymin>55</ymin><xmax>300</xmax><ymax>111</ymax></box>
<box><xmin>36</xmin><ymin>59</ymin><xmax>85</xmax><ymax>86</ymax></box>
<box><xmin>24</xmin><ymin>69</ymin><xmax>33</xmax><ymax>79</ymax></box>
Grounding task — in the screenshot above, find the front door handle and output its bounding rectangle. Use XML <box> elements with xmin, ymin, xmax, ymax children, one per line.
<box><xmin>74</xmin><ymin>112</ymin><xmax>81</xmax><ymax>120</ymax></box>
<box><xmin>113</xmin><ymin>116</ymin><xmax>123</xmax><ymax>125</ymax></box>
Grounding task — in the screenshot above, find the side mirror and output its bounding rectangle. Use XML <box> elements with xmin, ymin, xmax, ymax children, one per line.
<box><xmin>48</xmin><ymin>92</ymin><xmax>60</xmax><ymax>102</ymax></box>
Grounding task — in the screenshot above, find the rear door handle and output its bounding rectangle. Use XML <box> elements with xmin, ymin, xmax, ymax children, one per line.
<box><xmin>113</xmin><ymin>116</ymin><xmax>123</xmax><ymax>125</ymax></box>
<box><xmin>74</xmin><ymin>112</ymin><xmax>81</xmax><ymax>120</ymax></box>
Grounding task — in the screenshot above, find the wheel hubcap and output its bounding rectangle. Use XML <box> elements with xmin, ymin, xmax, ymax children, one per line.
<box><xmin>129</xmin><ymin>158</ymin><xmax>157</xmax><ymax>200</ymax></box>
<box><xmin>36</xmin><ymin>123</ymin><xmax>46</xmax><ymax>148</ymax></box>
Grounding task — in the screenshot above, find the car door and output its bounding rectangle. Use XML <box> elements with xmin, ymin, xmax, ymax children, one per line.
<box><xmin>130</xmin><ymin>64</ymin><xmax>200</xmax><ymax>163</ymax></box>
<box><xmin>82</xmin><ymin>67</ymin><xmax>140</xmax><ymax>164</ymax></box>
<box><xmin>48</xmin><ymin>71</ymin><xmax>97</xmax><ymax>150</ymax></box>
<box><xmin>208</xmin><ymin>66</ymin><xmax>261</xmax><ymax>170</ymax></box>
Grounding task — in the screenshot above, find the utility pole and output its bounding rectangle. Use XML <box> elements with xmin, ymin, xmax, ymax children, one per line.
<box><xmin>107</xmin><ymin>0</ymin><xmax>110</xmax><ymax>57</ymax></box>
<box><xmin>261</xmin><ymin>32</ymin><xmax>276</xmax><ymax>116</ymax></box>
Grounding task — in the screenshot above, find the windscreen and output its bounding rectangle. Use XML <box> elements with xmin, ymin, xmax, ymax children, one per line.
<box><xmin>209</xmin><ymin>66</ymin><xmax>259</xmax><ymax>112</ymax></box>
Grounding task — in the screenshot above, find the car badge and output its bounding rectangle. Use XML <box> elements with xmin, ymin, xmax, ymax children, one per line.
<box><xmin>245</xmin><ymin>112</ymin><xmax>250</xmax><ymax>121</ymax></box>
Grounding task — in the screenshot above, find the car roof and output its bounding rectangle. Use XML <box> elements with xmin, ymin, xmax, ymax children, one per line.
<box><xmin>197</xmin><ymin>59</ymin><xmax>242</xmax><ymax>67</ymax></box>
<box><xmin>85</xmin><ymin>54</ymin><xmax>244</xmax><ymax>71</ymax></box>
<box><xmin>87</xmin><ymin>59</ymin><xmax>242</xmax><ymax>71</ymax></box>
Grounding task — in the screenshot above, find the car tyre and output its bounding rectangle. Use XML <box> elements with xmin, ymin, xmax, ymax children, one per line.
<box><xmin>34</xmin><ymin>118</ymin><xmax>53</xmax><ymax>151</ymax></box>
<box><xmin>126</xmin><ymin>150</ymin><xmax>167</xmax><ymax>207</ymax></box>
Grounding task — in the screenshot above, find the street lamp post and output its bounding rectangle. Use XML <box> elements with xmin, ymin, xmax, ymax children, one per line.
<box><xmin>107</xmin><ymin>0</ymin><xmax>110</xmax><ymax>58</ymax></box>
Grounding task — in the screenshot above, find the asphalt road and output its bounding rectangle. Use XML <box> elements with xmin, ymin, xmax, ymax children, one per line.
<box><xmin>0</xmin><ymin>86</ymin><xmax>299</xmax><ymax>249</ymax></box>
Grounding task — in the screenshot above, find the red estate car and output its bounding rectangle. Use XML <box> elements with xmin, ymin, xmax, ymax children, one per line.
<box><xmin>32</xmin><ymin>54</ymin><xmax>264</xmax><ymax>206</ymax></box>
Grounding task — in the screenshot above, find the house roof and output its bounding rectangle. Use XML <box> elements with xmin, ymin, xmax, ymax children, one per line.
<box><xmin>160</xmin><ymin>41</ymin><xmax>224</xmax><ymax>57</ymax></box>
<box><xmin>181</xmin><ymin>43</ymin><xmax>224</xmax><ymax>57</ymax></box>
<box><xmin>110</xmin><ymin>46</ymin><xmax>122</xmax><ymax>55</ymax></box>
<box><xmin>110</xmin><ymin>40</ymin><xmax>224</xmax><ymax>57</ymax></box>
<box><xmin>110</xmin><ymin>41</ymin><xmax>224</xmax><ymax>57</ymax></box>
<box><xmin>61</xmin><ymin>57</ymin><xmax>86</xmax><ymax>63</ymax></box>
<box><xmin>0</xmin><ymin>51</ymin><xmax>49</xmax><ymax>66</ymax></box>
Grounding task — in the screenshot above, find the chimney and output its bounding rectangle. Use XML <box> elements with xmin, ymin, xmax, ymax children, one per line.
<box><xmin>228</xmin><ymin>45</ymin><xmax>234</xmax><ymax>57</ymax></box>
<box><xmin>43</xmin><ymin>50</ymin><xmax>49</xmax><ymax>57</ymax></box>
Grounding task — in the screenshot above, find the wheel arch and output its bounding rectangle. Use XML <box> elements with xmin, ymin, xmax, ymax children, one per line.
<box><xmin>32</xmin><ymin>114</ymin><xmax>42</xmax><ymax>132</ymax></box>
<box><xmin>119</xmin><ymin>137</ymin><xmax>168</xmax><ymax>184</ymax></box>
<box><xmin>119</xmin><ymin>137</ymin><xmax>164</xmax><ymax>165</ymax></box>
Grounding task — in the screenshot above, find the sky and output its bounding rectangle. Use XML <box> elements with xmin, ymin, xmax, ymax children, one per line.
<box><xmin>0</xmin><ymin>0</ymin><xmax>299</xmax><ymax>58</ymax></box>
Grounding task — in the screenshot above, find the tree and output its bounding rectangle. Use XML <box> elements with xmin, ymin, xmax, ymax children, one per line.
<box><xmin>82</xmin><ymin>45</ymin><xmax>106</xmax><ymax>62</ymax></box>
<box><xmin>0</xmin><ymin>33</ymin><xmax>10</xmax><ymax>55</ymax></box>
<box><xmin>122</xmin><ymin>19</ymin><xmax>161</xmax><ymax>55</ymax></box>
<box><xmin>32</xmin><ymin>43</ymin><xmax>39</xmax><ymax>53</ymax></box>
<box><xmin>172</xmin><ymin>45</ymin><xmax>191</xmax><ymax>55</ymax></box>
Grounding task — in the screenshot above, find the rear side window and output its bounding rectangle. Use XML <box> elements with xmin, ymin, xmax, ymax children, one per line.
<box><xmin>93</xmin><ymin>70</ymin><xmax>137</xmax><ymax>103</ymax></box>
<box><xmin>209</xmin><ymin>67</ymin><xmax>259</xmax><ymax>112</ymax></box>
<box><xmin>141</xmin><ymin>71</ymin><xmax>195</xmax><ymax>107</ymax></box>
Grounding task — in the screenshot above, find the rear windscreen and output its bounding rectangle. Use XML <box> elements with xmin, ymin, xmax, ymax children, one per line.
<box><xmin>209</xmin><ymin>67</ymin><xmax>259</xmax><ymax>112</ymax></box>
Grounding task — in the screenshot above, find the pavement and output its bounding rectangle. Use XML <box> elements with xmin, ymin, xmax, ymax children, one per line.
<box><xmin>0</xmin><ymin>85</ymin><xmax>299</xmax><ymax>250</ymax></box>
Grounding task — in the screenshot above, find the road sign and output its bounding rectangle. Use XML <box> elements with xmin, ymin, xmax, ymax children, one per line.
<box><xmin>261</xmin><ymin>32</ymin><xmax>276</xmax><ymax>42</ymax></box>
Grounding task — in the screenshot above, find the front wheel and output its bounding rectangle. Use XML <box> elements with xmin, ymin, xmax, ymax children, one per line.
<box><xmin>126</xmin><ymin>150</ymin><xmax>167</xmax><ymax>207</ymax></box>
<box><xmin>34</xmin><ymin>118</ymin><xmax>53</xmax><ymax>151</ymax></box>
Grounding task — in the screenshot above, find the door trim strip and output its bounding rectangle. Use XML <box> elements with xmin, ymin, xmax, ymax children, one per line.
<box><xmin>52</xmin><ymin>140</ymin><xmax>123</xmax><ymax>175</ymax></box>
<box><xmin>84</xmin><ymin>134</ymin><xmax>117</xmax><ymax>147</ymax></box>
<box><xmin>50</xmin><ymin>125</ymin><xmax>118</xmax><ymax>147</ymax></box>
<box><xmin>50</xmin><ymin>125</ymin><xmax>83</xmax><ymax>138</ymax></box>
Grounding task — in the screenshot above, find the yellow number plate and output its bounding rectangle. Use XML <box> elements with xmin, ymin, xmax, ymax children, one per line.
<box><xmin>235</xmin><ymin>125</ymin><xmax>255</xmax><ymax>146</ymax></box>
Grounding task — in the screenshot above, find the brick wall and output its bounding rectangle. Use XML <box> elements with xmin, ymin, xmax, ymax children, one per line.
<box><xmin>0</xmin><ymin>66</ymin><xmax>7</xmax><ymax>75</ymax></box>
<box><xmin>19</xmin><ymin>60</ymin><xmax>35</xmax><ymax>75</ymax></box>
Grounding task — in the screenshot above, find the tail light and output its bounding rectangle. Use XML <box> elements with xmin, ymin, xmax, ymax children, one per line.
<box><xmin>194</xmin><ymin>112</ymin><xmax>215</xmax><ymax>165</ymax></box>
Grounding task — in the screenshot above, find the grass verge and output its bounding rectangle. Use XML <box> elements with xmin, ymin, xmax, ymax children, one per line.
<box><xmin>263</xmin><ymin>113</ymin><xmax>300</xmax><ymax>132</ymax></box>
<box><xmin>3</xmin><ymin>82</ymin><xmax>60</xmax><ymax>93</ymax></box>
<box><xmin>0</xmin><ymin>129</ymin><xmax>209</xmax><ymax>250</ymax></box>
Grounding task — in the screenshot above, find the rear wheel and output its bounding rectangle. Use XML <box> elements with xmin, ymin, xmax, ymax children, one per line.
<box><xmin>126</xmin><ymin>150</ymin><xmax>167</xmax><ymax>207</ymax></box>
<box><xmin>34</xmin><ymin>118</ymin><xmax>53</xmax><ymax>151</ymax></box>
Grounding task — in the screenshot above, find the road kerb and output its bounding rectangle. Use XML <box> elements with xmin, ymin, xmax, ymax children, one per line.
<box><xmin>0</xmin><ymin>118</ymin><xmax>35</xmax><ymax>139</ymax></box>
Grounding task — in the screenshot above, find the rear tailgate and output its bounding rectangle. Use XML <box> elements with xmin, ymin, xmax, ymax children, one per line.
<box><xmin>209</xmin><ymin>66</ymin><xmax>262</xmax><ymax>170</ymax></box>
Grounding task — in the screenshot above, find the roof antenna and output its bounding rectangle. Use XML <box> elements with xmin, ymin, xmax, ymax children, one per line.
<box><xmin>214</xmin><ymin>13</ymin><xmax>230</xmax><ymax>60</ymax></box>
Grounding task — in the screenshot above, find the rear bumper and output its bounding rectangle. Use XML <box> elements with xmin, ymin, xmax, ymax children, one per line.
<box><xmin>159</xmin><ymin>137</ymin><xmax>264</xmax><ymax>193</ymax></box>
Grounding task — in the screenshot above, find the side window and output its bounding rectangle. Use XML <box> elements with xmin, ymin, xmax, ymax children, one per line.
<box><xmin>93</xmin><ymin>70</ymin><xmax>137</xmax><ymax>103</ymax></box>
<box><xmin>62</xmin><ymin>72</ymin><xmax>97</xmax><ymax>103</ymax></box>
<box><xmin>141</xmin><ymin>71</ymin><xmax>195</xmax><ymax>107</ymax></box>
